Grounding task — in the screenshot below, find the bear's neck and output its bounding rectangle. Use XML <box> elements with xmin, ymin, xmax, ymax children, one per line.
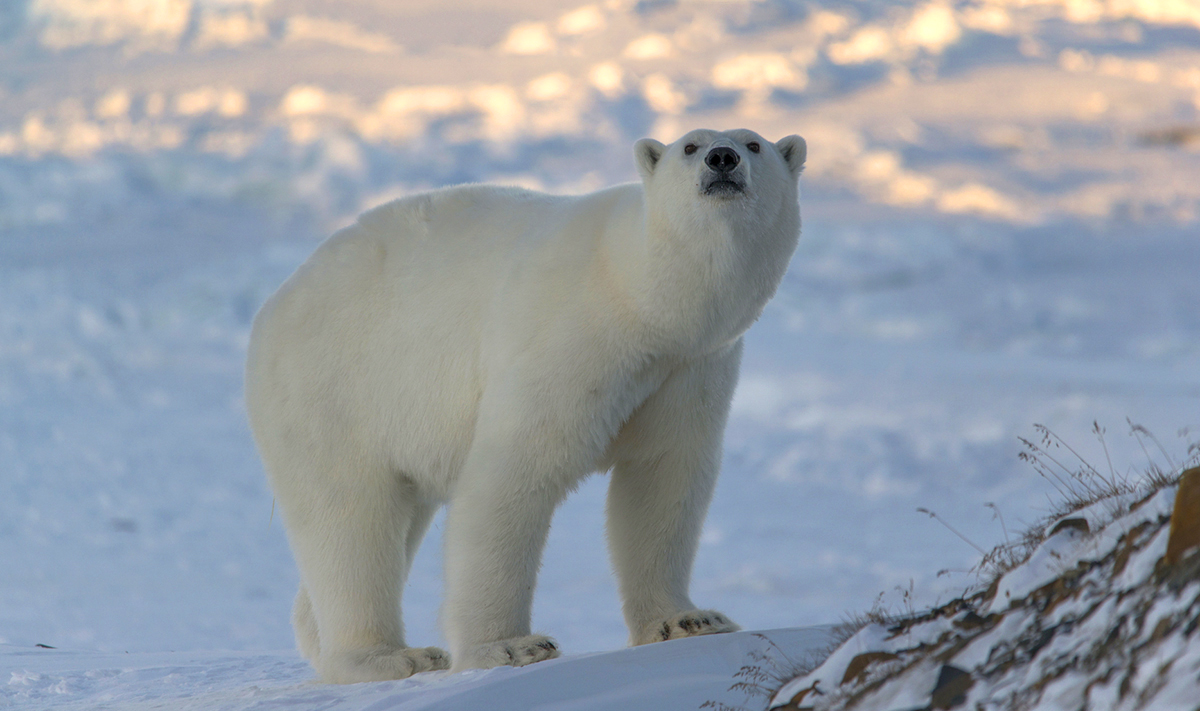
<box><xmin>605</xmin><ymin>199</ymin><xmax>796</xmax><ymax>356</ymax></box>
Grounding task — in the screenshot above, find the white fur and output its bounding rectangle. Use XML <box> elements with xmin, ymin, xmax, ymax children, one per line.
<box><xmin>245</xmin><ymin>129</ymin><xmax>806</xmax><ymax>683</ymax></box>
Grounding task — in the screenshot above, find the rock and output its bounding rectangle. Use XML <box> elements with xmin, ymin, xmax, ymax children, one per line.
<box><xmin>1165</xmin><ymin>466</ymin><xmax>1200</xmax><ymax>566</ymax></box>
<box><xmin>929</xmin><ymin>664</ymin><xmax>973</xmax><ymax>709</ymax></box>
<box><xmin>775</xmin><ymin>681</ymin><xmax>820</xmax><ymax>711</ymax></box>
<box><xmin>952</xmin><ymin>610</ymin><xmax>996</xmax><ymax>630</ymax></box>
<box><xmin>1048</xmin><ymin>517</ymin><xmax>1089</xmax><ymax>536</ymax></box>
<box><xmin>840</xmin><ymin>651</ymin><xmax>900</xmax><ymax>685</ymax></box>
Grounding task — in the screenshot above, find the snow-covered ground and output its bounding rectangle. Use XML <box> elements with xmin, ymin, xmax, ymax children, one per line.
<box><xmin>1</xmin><ymin>0</ymin><xmax>1198</xmax><ymax>707</ymax></box>
<box><xmin>4</xmin><ymin>626</ymin><xmax>835</xmax><ymax>710</ymax></box>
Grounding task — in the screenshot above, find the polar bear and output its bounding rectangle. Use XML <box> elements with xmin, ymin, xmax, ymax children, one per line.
<box><xmin>245</xmin><ymin>128</ymin><xmax>806</xmax><ymax>683</ymax></box>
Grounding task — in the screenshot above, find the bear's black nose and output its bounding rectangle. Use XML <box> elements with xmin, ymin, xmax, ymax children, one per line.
<box><xmin>705</xmin><ymin>147</ymin><xmax>739</xmax><ymax>172</ymax></box>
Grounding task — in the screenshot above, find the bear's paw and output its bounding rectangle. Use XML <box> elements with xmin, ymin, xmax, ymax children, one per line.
<box><xmin>320</xmin><ymin>645</ymin><xmax>450</xmax><ymax>684</ymax></box>
<box><xmin>463</xmin><ymin>634</ymin><xmax>560</xmax><ymax>670</ymax></box>
<box><xmin>641</xmin><ymin>609</ymin><xmax>740</xmax><ymax>644</ymax></box>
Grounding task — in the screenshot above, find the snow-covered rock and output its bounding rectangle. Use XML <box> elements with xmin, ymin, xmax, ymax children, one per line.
<box><xmin>770</xmin><ymin>471</ymin><xmax>1200</xmax><ymax>711</ymax></box>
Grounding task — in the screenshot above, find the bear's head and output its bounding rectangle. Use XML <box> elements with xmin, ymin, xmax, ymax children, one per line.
<box><xmin>633</xmin><ymin>129</ymin><xmax>806</xmax><ymax>219</ymax></box>
<box><xmin>626</xmin><ymin>130</ymin><xmax>807</xmax><ymax>344</ymax></box>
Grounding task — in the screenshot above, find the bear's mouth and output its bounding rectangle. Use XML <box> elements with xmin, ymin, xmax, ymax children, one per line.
<box><xmin>702</xmin><ymin>177</ymin><xmax>746</xmax><ymax>197</ymax></box>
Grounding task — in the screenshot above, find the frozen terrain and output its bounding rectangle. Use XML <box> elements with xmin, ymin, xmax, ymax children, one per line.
<box><xmin>1</xmin><ymin>0</ymin><xmax>1198</xmax><ymax>707</ymax></box>
<box><xmin>4</xmin><ymin>626</ymin><xmax>835</xmax><ymax>710</ymax></box>
<box><xmin>769</xmin><ymin>475</ymin><xmax>1200</xmax><ymax>710</ymax></box>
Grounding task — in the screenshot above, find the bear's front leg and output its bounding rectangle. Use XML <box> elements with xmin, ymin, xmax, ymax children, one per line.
<box><xmin>442</xmin><ymin>477</ymin><xmax>563</xmax><ymax>671</ymax></box>
<box><xmin>441</xmin><ymin>392</ymin><xmax>580</xmax><ymax>671</ymax></box>
<box><xmin>606</xmin><ymin>342</ymin><xmax>744</xmax><ymax>646</ymax></box>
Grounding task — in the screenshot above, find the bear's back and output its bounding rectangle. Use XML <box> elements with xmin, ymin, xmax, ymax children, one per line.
<box><xmin>358</xmin><ymin>184</ymin><xmax>568</xmax><ymax>263</ymax></box>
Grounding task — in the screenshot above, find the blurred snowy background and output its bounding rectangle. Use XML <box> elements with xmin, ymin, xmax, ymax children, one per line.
<box><xmin>1</xmin><ymin>0</ymin><xmax>1198</xmax><ymax>658</ymax></box>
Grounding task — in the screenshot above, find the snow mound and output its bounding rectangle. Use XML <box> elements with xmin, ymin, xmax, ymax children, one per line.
<box><xmin>2</xmin><ymin>626</ymin><xmax>832</xmax><ymax>710</ymax></box>
<box><xmin>770</xmin><ymin>471</ymin><xmax>1200</xmax><ymax>711</ymax></box>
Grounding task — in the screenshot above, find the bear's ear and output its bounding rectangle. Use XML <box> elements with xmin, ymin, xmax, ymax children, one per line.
<box><xmin>634</xmin><ymin>138</ymin><xmax>666</xmax><ymax>179</ymax></box>
<box><xmin>775</xmin><ymin>135</ymin><xmax>807</xmax><ymax>176</ymax></box>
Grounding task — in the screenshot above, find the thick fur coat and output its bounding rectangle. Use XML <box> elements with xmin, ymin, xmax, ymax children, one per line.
<box><xmin>245</xmin><ymin>129</ymin><xmax>806</xmax><ymax>683</ymax></box>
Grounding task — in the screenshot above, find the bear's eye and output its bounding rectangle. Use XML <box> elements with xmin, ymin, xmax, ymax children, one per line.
<box><xmin>684</xmin><ymin>143</ymin><xmax>698</xmax><ymax>155</ymax></box>
<box><xmin>747</xmin><ymin>141</ymin><xmax>761</xmax><ymax>153</ymax></box>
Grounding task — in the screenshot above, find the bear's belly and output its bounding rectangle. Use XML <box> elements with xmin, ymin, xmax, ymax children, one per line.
<box><xmin>376</xmin><ymin>354</ymin><xmax>484</xmax><ymax>500</ymax></box>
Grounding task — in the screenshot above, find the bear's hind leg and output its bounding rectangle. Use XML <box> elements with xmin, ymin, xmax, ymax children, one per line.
<box><xmin>293</xmin><ymin>586</ymin><xmax>320</xmax><ymax>662</ymax></box>
<box><xmin>285</xmin><ymin>469</ymin><xmax>449</xmax><ymax>683</ymax></box>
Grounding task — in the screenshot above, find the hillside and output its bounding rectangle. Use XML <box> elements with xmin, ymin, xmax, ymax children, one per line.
<box><xmin>770</xmin><ymin>470</ymin><xmax>1200</xmax><ymax>711</ymax></box>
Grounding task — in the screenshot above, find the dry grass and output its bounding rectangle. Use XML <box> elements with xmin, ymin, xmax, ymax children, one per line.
<box><xmin>701</xmin><ymin>632</ymin><xmax>829</xmax><ymax>711</ymax></box>
<box><xmin>979</xmin><ymin>420</ymin><xmax>1195</xmax><ymax>584</ymax></box>
<box><xmin>915</xmin><ymin>421</ymin><xmax>1195</xmax><ymax>590</ymax></box>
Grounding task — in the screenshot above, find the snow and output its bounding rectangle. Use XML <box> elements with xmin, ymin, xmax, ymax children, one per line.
<box><xmin>988</xmin><ymin>485</ymin><xmax>1178</xmax><ymax>612</ymax></box>
<box><xmin>2</xmin><ymin>0</ymin><xmax>1199</xmax><ymax>707</ymax></box>
<box><xmin>951</xmin><ymin>607</ymin><xmax>1035</xmax><ymax>668</ymax></box>
<box><xmin>2</xmin><ymin>627</ymin><xmax>833</xmax><ymax>710</ymax></box>
<box><xmin>770</xmin><ymin>623</ymin><xmax>893</xmax><ymax>704</ymax></box>
<box><xmin>987</xmin><ymin>526</ymin><xmax>1089</xmax><ymax>613</ymax></box>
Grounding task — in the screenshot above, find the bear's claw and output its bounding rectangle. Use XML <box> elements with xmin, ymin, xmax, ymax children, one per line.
<box><xmin>462</xmin><ymin>634</ymin><xmax>560</xmax><ymax>670</ymax></box>
<box><xmin>319</xmin><ymin>645</ymin><xmax>451</xmax><ymax>684</ymax></box>
<box><xmin>643</xmin><ymin>609</ymin><xmax>739</xmax><ymax>644</ymax></box>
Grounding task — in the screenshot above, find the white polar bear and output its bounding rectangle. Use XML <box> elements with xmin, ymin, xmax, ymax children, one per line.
<box><xmin>245</xmin><ymin>128</ymin><xmax>806</xmax><ymax>683</ymax></box>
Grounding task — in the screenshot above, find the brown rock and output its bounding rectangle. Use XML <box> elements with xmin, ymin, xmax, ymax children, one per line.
<box><xmin>1165</xmin><ymin>466</ymin><xmax>1200</xmax><ymax>566</ymax></box>
<box><xmin>1049</xmin><ymin>517</ymin><xmax>1089</xmax><ymax>536</ymax></box>
<box><xmin>930</xmin><ymin>664</ymin><xmax>974</xmax><ymax>709</ymax></box>
<box><xmin>952</xmin><ymin>610</ymin><xmax>997</xmax><ymax>631</ymax></box>
<box><xmin>840</xmin><ymin>651</ymin><xmax>900</xmax><ymax>686</ymax></box>
<box><xmin>776</xmin><ymin>681</ymin><xmax>820</xmax><ymax>711</ymax></box>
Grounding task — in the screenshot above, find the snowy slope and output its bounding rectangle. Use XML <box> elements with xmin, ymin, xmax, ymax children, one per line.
<box><xmin>768</xmin><ymin>478</ymin><xmax>1200</xmax><ymax>710</ymax></box>
<box><xmin>3</xmin><ymin>626</ymin><xmax>833</xmax><ymax>710</ymax></box>
<box><xmin>1</xmin><ymin>0</ymin><xmax>1199</xmax><ymax>707</ymax></box>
